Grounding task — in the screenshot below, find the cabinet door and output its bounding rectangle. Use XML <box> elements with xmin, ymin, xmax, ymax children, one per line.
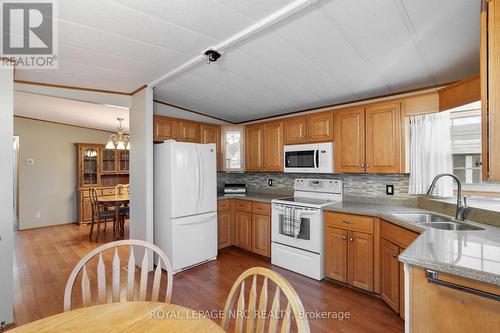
<box><xmin>234</xmin><ymin>211</ymin><xmax>252</xmax><ymax>251</ymax></box>
<box><xmin>178</xmin><ymin>120</ymin><xmax>200</xmax><ymax>143</ymax></box>
<box><xmin>262</xmin><ymin>121</ymin><xmax>283</xmax><ymax>172</ymax></box>
<box><xmin>245</xmin><ymin>124</ymin><xmax>263</xmax><ymax>171</ymax></box>
<box><xmin>307</xmin><ymin>112</ymin><xmax>334</xmax><ymax>143</ymax></box>
<box><xmin>284</xmin><ymin>117</ymin><xmax>307</xmax><ymax>145</ymax></box>
<box><xmin>334</xmin><ymin>108</ymin><xmax>366</xmax><ymax>173</ymax></box>
<box><xmin>380</xmin><ymin>238</ymin><xmax>400</xmax><ymax>312</ymax></box>
<box><xmin>217</xmin><ymin>211</ymin><xmax>231</xmax><ymax>249</ymax></box>
<box><xmin>102</xmin><ymin>149</ymin><xmax>117</xmax><ymax>173</ymax></box>
<box><xmin>81</xmin><ymin>196</ymin><xmax>93</xmax><ymax>223</ymax></box>
<box><xmin>399</xmin><ymin>248</ymin><xmax>405</xmax><ymax>320</ymax></box>
<box><xmin>118</xmin><ymin>150</ymin><xmax>129</xmax><ymax>172</ymax></box>
<box><xmin>200</xmin><ymin>124</ymin><xmax>221</xmax><ymax>171</ymax></box>
<box><xmin>154</xmin><ymin>116</ymin><xmax>178</xmax><ymax>141</ymax></box>
<box><xmin>79</xmin><ymin>145</ymin><xmax>101</xmax><ymax>187</ymax></box>
<box><xmin>324</xmin><ymin>226</ymin><xmax>348</xmax><ymax>283</ymax></box>
<box><xmin>251</xmin><ymin>214</ymin><xmax>271</xmax><ymax>257</ymax></box>
<box><xmin>348</xmin><ymin>231</ymin><xmax>374</xmax><ymax>292</ymax></box>
<box><xmin>365</xmin><ymin>102</ymin><xmax>401</xmax><ymax>173</ymax></box>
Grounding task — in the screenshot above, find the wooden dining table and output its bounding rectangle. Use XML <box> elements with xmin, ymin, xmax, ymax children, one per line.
<box><xmin>98</xmin><ymin>193</ymin><xmax>130</xmax><ymax>237</ymax></box>
<box><xmin>9</xmin><ymin>302</ymin><xmax>227</xmax><ymax>333</ymax></box>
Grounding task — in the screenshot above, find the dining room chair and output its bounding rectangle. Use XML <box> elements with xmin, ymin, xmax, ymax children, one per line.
<box><xmin>63</xmin><ymin>239</ymin><xmax>173</xmax><ymax>311</ymax></box>
<box><xmin>89</xmin><ymin>187</ymin><xmax>116</xmax><ymax>242</ymax></box>
<box><xmin>221</xmin><ymin>267</ymin><xmax>311</xmax><ymax>333</ymax></box>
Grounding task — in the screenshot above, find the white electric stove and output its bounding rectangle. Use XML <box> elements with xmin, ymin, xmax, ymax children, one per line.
<box><xmin>271</xmin><ymin>178</ymin><xmax>343</xmax><ymax>280</ymax></box>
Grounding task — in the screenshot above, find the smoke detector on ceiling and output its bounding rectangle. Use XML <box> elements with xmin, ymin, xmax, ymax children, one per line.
<box><xmin>204</xmin><ymin>49</ymin><xmax>221</xmax><ymax>63</ymax></box>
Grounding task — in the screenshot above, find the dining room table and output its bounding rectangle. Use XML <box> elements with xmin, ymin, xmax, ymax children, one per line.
<box><xmin>98</xmin><ymin>193</ymin><xmax>130</xmax><ymax>237</ymax></box>
<box><xmin>8</xmin><ymin>302</ymin><xmax>227</xmax><ymax>333</ymax></box>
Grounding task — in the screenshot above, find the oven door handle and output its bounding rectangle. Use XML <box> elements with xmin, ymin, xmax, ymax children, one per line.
<box><xmin>272</xmin><ymin>205</ymin><xmax>320</xmax><ymax>215</ymax></box>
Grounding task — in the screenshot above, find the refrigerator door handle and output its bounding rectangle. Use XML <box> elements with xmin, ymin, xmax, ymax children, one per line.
<box><xmin>196</xmin><ymin>148</ymin><xmax>202</xmax><ymax>212</ymax></box>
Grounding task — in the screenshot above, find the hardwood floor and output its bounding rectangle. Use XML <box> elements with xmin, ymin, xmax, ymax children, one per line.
<box><xmin>11</xmin><ymin>224</ymin><xmax>403</xmax><ymax>332</ymax></box>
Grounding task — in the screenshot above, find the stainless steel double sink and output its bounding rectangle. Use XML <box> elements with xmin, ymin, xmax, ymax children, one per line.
<box><xmin>391</xmin><ymin>213</ymin><xmax>484</xmax><ymax>231</ymax></box>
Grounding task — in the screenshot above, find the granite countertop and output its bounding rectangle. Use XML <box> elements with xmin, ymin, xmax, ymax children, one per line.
<box><xmin>217</xmin><ymin>192</ymin><xmax>288</xmax><ymax>203</ymax></box>
<box><xmin>323</xmin><ymin>201</ymin><xmax>500</xmax><ymax>286</ymax></box>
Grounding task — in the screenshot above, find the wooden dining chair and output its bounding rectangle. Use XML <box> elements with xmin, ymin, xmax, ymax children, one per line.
<box><xmin>64</xmin><ymin>239</ymin><xmax>173</xmax><ymax>311</ymax></box>
<box><xmin>221</xmin><ymin>267</ymin><xmax>311</xmax><ymax>333</ymax></box>
<box><xmin>89</xmin><ymin>187</ymin><xmax>116</xmax><ymax>242</ymax></box>
<box><xmin>115</xmin><ymin>184</ymin><xmax>124</xmax><ymax>195</ymax></box>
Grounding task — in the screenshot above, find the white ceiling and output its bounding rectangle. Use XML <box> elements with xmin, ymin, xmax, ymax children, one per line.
<box><xmin>14</xmin><ymin>92</ymin><xmax>129</xmax><ymax>132</ymax></box>
<box><xmin>15</xmin><ymin>0</ymin><xmax>480</xmax><ymax>123</ymax></box>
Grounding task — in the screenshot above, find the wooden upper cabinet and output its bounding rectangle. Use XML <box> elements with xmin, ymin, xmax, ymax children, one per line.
<box><xmin>334</xmin><ymin>107</ymin><xmax>366</xmax><ymax>173</ymax></box>
<box><xmin>307</xmin><ymin>112</ymin><xmax>334</xmax><ymax>143</ymax></box>
<box><xmin>284</xmin><ymin>112</ymin><xmax>333</xmax><ymax>145</ymax></box>
<box><xmin>153</xmin><ymin>116</ymin><xmax>178</xmax><ymax>142</ymax></box>
<box><xmin>284</xmin><ymin>117</ymin><xmax>307</xmax><ymax>145</ymax></box>
<box><xmin>365</xmin><ymin>102</ymin><xmax>402</xmax><ymax>173</ymax></box>
<box><xmin>200</xmin><ymin>124</ymin><xmax>221</xmax><ymax>171</ymax></box>
<box><xmin>177</xmin><ymin>119</ymin><xmax>200</xmax><ymax>143</ymax></box>
<box><xmin>245</xmin><ymin>124</ymin><xmax>263</xmax><ymax>171</ymax></box>
<box><xmin>262</xmin><ymin>121</ymin><xmax>283</xmax><ymax>171</ymax></box>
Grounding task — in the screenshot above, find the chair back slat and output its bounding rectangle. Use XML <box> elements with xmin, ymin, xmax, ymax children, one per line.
<box><xmin>255</xmin><ymin>277</ymin><xmax>268</xmax><ymax>333</ymax></box>
<box><xmin>280</xmin><ymin>303</ymin><xmax>292</xmax><ymax>333</ymax></box>
<box><xmin>235</xmin><ymin>280</ymin><xmax>246</xmax><ymax>333</ymax></box>
<box><xmin>89</xmin><ymin>188</ymin><xmax>99</xmax><ymax>217</ymax></box>
<box><xmin>64</xmin><ymin>239</ymin><xmax>173</xmax><ymax>311</ymax></box>
<box><xmin>152</xmin><ymin>257</ymin><xmax>162</xmax><ymax>302</ymax></box>
<box><xmin>97</xmin><ymin>253</ymin><xmax>106</xmax><ymax>303</ymax></box>
<box><xmin>112</xmin><ymin>247</ymin><xmax>120</xmax><ymax>302</ymax></box>
<box><xmin>115</xmin><ymin>184</ymin><xmax>124</xmax><ymax>195</ymax></box>
<box><xmin>222</xmin><ymin>267</ymin><xmax>310</xmax><ymax>333</ymax></box>
<box><xmin>81</xmin><ymin>265</ymin><xmax>91</xmax><ymax>307</ymax></box>
<box><xmin>268</xmin><ymin>287</ymin><xmax>281</xmax><ymax>333</ymax></box>
<box><xmin>139</xmin><ymin>249</ymin><xmax>149</xmax><ymax>301</ymax></box>
<box><xmin>245</xmin><ymin>275</ymin><xmax>257</xmax><ymax>333</ymax></box>
<box><xmin>126</xmin><ymin>246</ymin><xmax>136</xmax><ymax>301</ymax></box>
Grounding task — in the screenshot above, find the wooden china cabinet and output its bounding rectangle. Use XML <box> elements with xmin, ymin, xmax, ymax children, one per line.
<box><xmin>76</xmin><ymin>143</ymin><xmax>130</xmax><ymax>225</ymax></box>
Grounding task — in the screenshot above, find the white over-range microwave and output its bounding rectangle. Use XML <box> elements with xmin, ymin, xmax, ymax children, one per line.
<box><xmin>283</xmin><ymin>142</ymin><xmax>334</xmax><ymax>173</ymax></box>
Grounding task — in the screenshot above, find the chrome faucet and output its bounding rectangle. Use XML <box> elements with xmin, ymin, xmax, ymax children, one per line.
<box><xmin>426</xmin><ymin>173</ymin><xmax>470</xmax><ymax>221</ymax></box>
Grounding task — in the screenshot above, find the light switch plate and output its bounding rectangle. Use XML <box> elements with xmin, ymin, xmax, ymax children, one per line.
<box><xmin>25</xmin><ymin>158</ymin><xmax>34</xmax><ymax>165</ymax></box>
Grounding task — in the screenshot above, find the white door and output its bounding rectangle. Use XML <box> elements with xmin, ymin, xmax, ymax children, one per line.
<box><xmin>171</xmin><ymin>212</ymin><xmax>217</xmax><ymax>271</ymax></box>
<box><xmin>197</xmin><ymin>144</ymin><xmax>217</xmax><ymax>214</ymax></box>
<box><xmin>171</xmin><ymin>142</ymin><xmax>199</xmax><ymax>218</ymax></box>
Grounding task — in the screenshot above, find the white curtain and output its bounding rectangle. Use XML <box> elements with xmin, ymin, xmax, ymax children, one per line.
<box><xmin>409</xmin><ymin>111</ymin><xmax>453</xmax><ymax>197</ymax></box>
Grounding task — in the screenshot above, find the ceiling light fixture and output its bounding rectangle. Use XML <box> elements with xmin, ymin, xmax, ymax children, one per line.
<box><xmin>106</xmin><ymin>118</ymin><xmax>129</xmax><ymax>150</ymax></box>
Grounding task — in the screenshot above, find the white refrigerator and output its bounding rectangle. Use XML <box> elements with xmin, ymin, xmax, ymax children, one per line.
<box><xmin>154</xmin><ymin>140</ymin><xmax>217</xmax><ymax>273</ymax></box>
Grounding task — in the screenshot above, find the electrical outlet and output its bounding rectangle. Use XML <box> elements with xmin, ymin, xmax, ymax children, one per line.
<box><xmin>386</xmin><ymin>185</ymin><xmax>394</xmax><ymax>195</ymax></box>
<box><xmin>267</xmin><ymin>179</ymin><xmax>273</xmax><ymax>187</ymax></box>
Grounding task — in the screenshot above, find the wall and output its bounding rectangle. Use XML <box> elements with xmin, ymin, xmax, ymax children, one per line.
<box><xmin>217</xmin><ymin>172</ymin><xmax>410</xmax><ymax>198</ymax></box>
<box><xmin>0</xmin><ymin>64</ymin><xmax>14</xmax><ymax>324</ymax></box>
<box><xmin>14</xmin><ymin>118</ymin><xmax>111</xmax><ymax>229</ymax></box>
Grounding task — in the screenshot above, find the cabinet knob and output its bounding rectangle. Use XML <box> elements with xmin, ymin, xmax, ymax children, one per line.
<box><xmin>349</xmin><ymin>237</ymin><xmax>353</xmax><ymax>242</ymax></box>
<box><xmin>308</xmin><ymin>134</ymin><xmax>312</xmax><ymax>138</ymax></box>
<box><xmin>341</xmin><ymin>236</ymin><xmax>347</xmax><ymax>240</ymax></box>
<box><xmin>392</xmin><ymin>253</ymin><xmax>398</xmax><ymax>258</ymax></box>
<box><xmin>361</xmin><ymin>163</ymin><xmax>365</xmax><ymax>168</ymax></box>
<box><xmin>366</xmin><ymin>164</ymin><xmax>370</xmax><ymax>168</ymax></box>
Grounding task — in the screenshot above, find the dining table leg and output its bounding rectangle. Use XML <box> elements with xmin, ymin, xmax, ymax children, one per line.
<box><xmin>114</xmin><ymin>202</ymin><xmax>121</xmax><ymax>239</ymax></box>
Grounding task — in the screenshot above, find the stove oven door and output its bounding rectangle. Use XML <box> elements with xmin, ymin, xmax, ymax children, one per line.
<box><xmin>271</xmin><ymin>203</ymin><xmax>322</xmax><ymax>253</ymax></box>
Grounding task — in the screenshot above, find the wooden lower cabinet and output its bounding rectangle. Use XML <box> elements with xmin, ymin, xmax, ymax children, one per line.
<box><xmin>324</xmin><ymin>212</ymin><xmax>374</xmax><ymax>292</ymax></box>
<box><xmin>409</xmin><ymin>267</ymin><xmax>500</xmax><ymax>332</ymax></box>
<box><xmin>217</xmin><ymin>199</ymin><xmax>271</xmax><ymax>258</ymax></box>
<box><xmin>217</xmin><ymin>210</ymin><xmax>231</xmax><ymax>249</ymax></box>
<box><xmin>251</xmin><ymin>214</ymin><xmax>271</xmax><ymax>257</ymax></box>
<box><xmin>324</xmin><ymin>226</ymin><xmax>348</xmax><ymax>283</ymax></box>
<box><xmin>348</xmin><ymin>231</ymin><xmax>374</xmax><ymax>291</ymax></box>
<box><xmin>380</xmin><ymin>238</ymin><xmax>400</xmax><ymax>312</ymax></box>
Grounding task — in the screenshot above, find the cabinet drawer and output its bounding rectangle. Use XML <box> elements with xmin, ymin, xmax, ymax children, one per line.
<box><xmin>325</xmin><ymin>212</ymin><xmax>374</xmax><ymax>234</ymax></box>
<box><xmin>102</xmin><ymin>188</ymin><xmax>116</xmax><ymax>196</ymax></box>
<box><xmin>381</xmin><ymin>220</ymin><xmax>419</xmax><ymax>248</ymax></box>
<box><xmin>218</xmin><ymin>199</ymin><xmax>231</xmax><ymax>211</ymax></box>
<box><xmin>252</xmin><ymin>202</ymin><xmax>271</xmax><ymax>216</ymax></box>
<box><xmin>233</xmin><ymin>199</ymin><xmax>252</xmax><ymax>212</ymax></box>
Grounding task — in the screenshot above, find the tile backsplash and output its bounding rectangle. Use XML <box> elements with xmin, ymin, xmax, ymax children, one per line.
<box><xmin>217</xmin><ymin>172</ymin><xmax>410</xmax><ymax>198</ymax></box>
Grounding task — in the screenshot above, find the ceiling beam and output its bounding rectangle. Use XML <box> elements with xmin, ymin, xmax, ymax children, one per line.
<box><xmin>149</xmin><ymin>0</ymin><xmax>320</xmax><ymax>87</ymax></box>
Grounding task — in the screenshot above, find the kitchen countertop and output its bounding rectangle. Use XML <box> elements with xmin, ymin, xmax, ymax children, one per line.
<box><xmin>323</xmin><ymin>201</ymin><xmax>500</xmax><ymax>286</ymax></box>
<box><xmin>217</xmin><ymin>192</ymin><xmax>288</xmax><ymax>203</ymax></box>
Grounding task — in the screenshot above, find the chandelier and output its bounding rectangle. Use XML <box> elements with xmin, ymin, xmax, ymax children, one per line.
<box><xmin>106</xmin><ymin>118</ymin><xmax>130</xmax><ymax>150</ymax></box>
